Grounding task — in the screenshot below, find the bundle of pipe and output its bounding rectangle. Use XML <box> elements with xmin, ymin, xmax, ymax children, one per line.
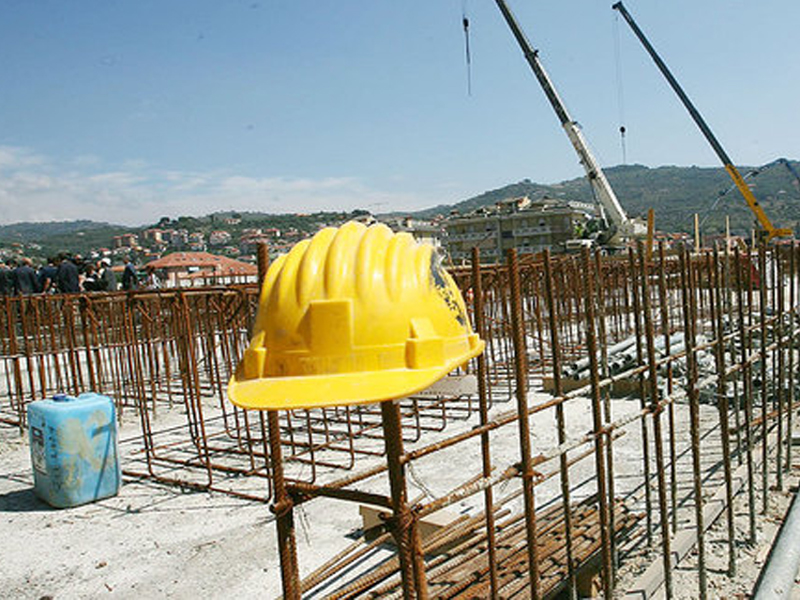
<box><xmin>561</xmin><ymin>336</ymin><xmax>637</xmax><ymax>380</ymax></box>
<box><xmin>562</xmin><ymin>332</ymin><xmax>688</xmax><ymax>381</ymax></box>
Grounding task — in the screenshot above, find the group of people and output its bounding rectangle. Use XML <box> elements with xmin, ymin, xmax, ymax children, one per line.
<box><xmin>0</xmin><ymin>254</ymin><xmax>145</xmax><ymax>296</ymax></box>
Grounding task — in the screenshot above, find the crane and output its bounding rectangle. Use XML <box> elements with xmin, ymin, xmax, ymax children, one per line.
<box><xmin>612</xmin><ymin>1</ymin><xmax>792</xmax><ymax>243</ymax></box>
<box><xmin>700</xmin><ymin>158</ymin><xmax>800</xmax><ymax>229</ymax></box>
<box><xmin>493</xmin><ymin>0</ymin><xmax>646</xmax><ymax>248</ymax></box>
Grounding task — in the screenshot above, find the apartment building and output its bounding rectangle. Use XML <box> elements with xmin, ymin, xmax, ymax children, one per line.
<box><xmin>444</xmin><ymin>196</ymin><xmax>591</xmax><ymax>263</ymax></box>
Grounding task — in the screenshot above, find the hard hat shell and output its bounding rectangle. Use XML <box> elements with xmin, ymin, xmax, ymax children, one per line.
<box><xmin>228</xmin><ymin>221</ymin><xmax>484</xmax><ymax>410</ymax></box>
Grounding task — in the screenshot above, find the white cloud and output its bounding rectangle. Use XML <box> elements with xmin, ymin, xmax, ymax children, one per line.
<box><xmin>0</xmin><ymin>146</ymin><xmax>431</xmax><ymax>226</ymax></box>
<box><xmin>0</xmin><ymin>145</ymin><xmax>45</xmax><ymax>170</ymax></box>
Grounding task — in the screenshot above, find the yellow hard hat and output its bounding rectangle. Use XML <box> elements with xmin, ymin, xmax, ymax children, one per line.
<box><xmin>228</xmin><ymin>221</ymin><xmax>484</xmax><ymax>410</ymax></box>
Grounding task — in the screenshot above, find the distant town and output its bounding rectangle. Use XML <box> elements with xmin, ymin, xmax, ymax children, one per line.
<box><xmin>0</xmin><ymin>192</ymin><xmax>702</xmax><ymax>294</ymax></box>
<box><xmin>4</xmin><ymin>158</ymin><xmax>799</xmax><ymax>293</ymax></box>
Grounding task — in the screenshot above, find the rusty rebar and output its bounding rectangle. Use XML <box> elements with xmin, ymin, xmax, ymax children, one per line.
<box><xmin>470</xmin><ymin>247</ymin><xmax>499</xmax><ymax>599</ymax></box>
<box><xmin>581</xmin><ymin>247</ymin><xmax>613</xmax><ymax>599</ymax></box>
<box><xmin>657</xmin><ymin>243</ymin><xmax>678</xmax><ymax>533</ymax></box>
<box><xmin>627</xmin><ymin>247</ymin><xmax>653</xmax><ymax>545</ymax></box>
<box><xmin>787</xmin><ymin>244</ymin><xmax>796</xmax><ymax>473</ymax></box>
<box><xmin>680</xmin><ymin>246</ymin><xmax>707</xmax><ymax>600</ymax></box>
<box><xmin>758</xmin><ymin>243</ymin><xmax>769</xmax><ymax>515</ymax></box>
<box><xmin>506</xmin><ymin>248</ymin><xmax>540</xmax><ymax>599</ymax></box>
<box><xmin>711</xmin><ymin>245</ymin><xmax>736</xmax><ymax>577</ymax></box>
<box><xmin>637</xmin><ymin>242</ymin><xmax>672</xmax><ymax>598</ymax></box>
<box><xmin>543</xmin><ymin>249</ymin><xmax>577</xmax><ymax>599</ymax></box>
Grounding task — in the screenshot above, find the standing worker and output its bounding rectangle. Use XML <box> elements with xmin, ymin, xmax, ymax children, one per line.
<box><xmin>144</xmin><ymin>266</ymin><xmax>161</xmax><ymax>290</ymax></box>
<box><xmin>122</xmin><ymin>256</ymin><xmax>138</xmax><ymax>291</ymax></box>
<box><xmin>38</xmin><ymin>257</ymin><xmax>58</xmax><ymax>293</ymax></box>
<box><xmin>55</xmin><ymin>254</ymin><xmax>80</xmax><ymax>294</ymax></box>
<box><xmin>82</xmin><ymin>263</ymin><xmax>99</xmax><ymax>292</ymax></box>
<box><xmin>0</xmin><ymin>261</ymin><xmax>10</xmax><ymax>296</ymax></box>
<box><xmin>12</xmin><ymin>258</ymin><xmax>40</xmax><ymax>295</ymax></box>
<box><xmin>97</xmin><ymin>258</ymin><xmax>118</xmax><ymax>292</ymax></box>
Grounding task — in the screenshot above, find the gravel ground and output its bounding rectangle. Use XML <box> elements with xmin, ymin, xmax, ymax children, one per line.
<box><xmin>3</xmin><ymin>391</ymin><xmax>800</xmax><ymax>599</ymax></box>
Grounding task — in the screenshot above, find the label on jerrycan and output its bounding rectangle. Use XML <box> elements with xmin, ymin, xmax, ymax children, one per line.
<box><xmin>30</xmin><ymin>426</ymin><xmax>47</xmax><ymax>474</ymax></box>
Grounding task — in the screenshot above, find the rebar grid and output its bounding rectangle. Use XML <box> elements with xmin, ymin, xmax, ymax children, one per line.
<box><xmin>1</xmin><ymin>244</ymin><xmax>798</xmax><ymax>599</ymax></box>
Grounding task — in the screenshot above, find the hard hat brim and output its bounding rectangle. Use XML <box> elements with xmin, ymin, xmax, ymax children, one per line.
<box><xmin>227</xmin><ymin>340</ymin><xmax>485</xmax><ymax>411</ymax></box>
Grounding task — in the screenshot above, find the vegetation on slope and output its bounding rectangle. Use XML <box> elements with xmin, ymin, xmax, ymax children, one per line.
<box><xmin>420</xmin><ymin>162</ymin><xmax>800</xmax><ymax>236</ymax></box>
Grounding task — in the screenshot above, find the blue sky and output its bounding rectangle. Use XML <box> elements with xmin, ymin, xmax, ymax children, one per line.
<box><xmin>1</xmin><ymin>0</ymin><xmax>798</xmax><ymax>225</ymax></box>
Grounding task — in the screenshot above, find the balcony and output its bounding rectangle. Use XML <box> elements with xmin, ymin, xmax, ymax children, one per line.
<box><xmin>512</xmin><ymin>226</ymin><xmax>551</xmax><ymax>236</ymax></box>
<box><xmin>445</xmin><ymin>231</ymin><xmax>496</xmax><ymax>242</ymax></box>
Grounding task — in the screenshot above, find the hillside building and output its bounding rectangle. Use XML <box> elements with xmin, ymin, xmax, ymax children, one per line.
<box><xmin>113</xmin><ymin>233</ymin><xmax>139</xmax><ymax>249</ymax></box>
<box><xmin>239</xmin><ymin>229</ymin><xmax>282</xmax><ymax>254</ymax></box>
<box><xmin>380</xmin><ymin>217</ymin><xmax>443</xmax><ymax>247</ymax></box>
<box><xmin>157</xmin><ymin>229</ymin><xmax>189</xmax><ymax>248</ymax></box>
<box><xmin>142</xmin><ymin>229</ymin><xmax>165</xmax><ymax>244</ymax></box>
<box><xmin>208</xmin><ymin>230</ymin><xmax>232</xmax><ymax>246</ymax></box>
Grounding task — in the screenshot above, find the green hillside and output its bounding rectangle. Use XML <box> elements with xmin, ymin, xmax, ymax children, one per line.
<box><xmin>0</xmin><ymin>221</ymin><xmax>131</xmax><ymax>258</ymax></box>
<box><xmin>417</xmin><ymin>162</ymin><xmax>800</xmax><ymax>237</ymax></box>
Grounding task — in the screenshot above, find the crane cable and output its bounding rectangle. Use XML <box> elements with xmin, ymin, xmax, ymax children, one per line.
<box><xmin>462</xmin><ymin>0</ymin><xmax>472</xmax><ymax>96</ymax></box>
<box><xmin>613</xmin><ymin>12</ymin><xmax>628</xmax><ymax>165</ymax></box>
<box><xmin>699</xmin><ymin>159</ymin><xmax>800</xmax><ymax>231</ymax></box>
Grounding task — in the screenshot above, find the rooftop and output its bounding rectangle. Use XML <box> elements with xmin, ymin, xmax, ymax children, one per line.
<box><xmin>146</xmin><ymin>251</ymin><xmax>256</xmax><ymax>276</ymax></box>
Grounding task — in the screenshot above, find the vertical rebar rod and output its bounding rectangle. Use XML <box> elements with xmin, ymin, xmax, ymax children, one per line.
<box><xmin>18</xmin><ymin>300</ymin><xmax>36</xmax><ymax>400</ymax></box>
<box><xmin>268</xmin><ymin>406</ymin><xmax>300</xmax><ymax>600</ymax></box>
<box><xmin>580</xmin><ymin>247</ymin><xmax>613</xmax><ymax>599</ymax></box>
<box><xmin>776</xmin><ymin>246</ymin><xmax>785</xmax><ymax>491</ymax></box>
<box><xmin>724</xmin><ymin>241</ymin><xmax>743</xmax><ymax>465</ymax></box>
<box><xmin>680</xmin><ymin>246</ymin><xmax>707</xmax><ymax>599</ymax></box>
<box><xmin>381</xmin><ymin>398</ymin><xmax>428</xmax><ymax>600</ymax></box>
<box><xmin>657</xmin><ymin>243</ymin><xmax>678</xmax><ymax>532</ymax></box>
<box><xmin>594</xmin><ymin>250</ymin><xmax>617</xmax><ymax>579</ymax></box>
<box><xmin>637</xmin><ymin>243</ymin><xmax>672</xmax><ymax>598</ymax></box>
<box><xmin>532</xmin><ymin>277</ymin><xmax>546</xmax><ymax>378</ymax></box>
<box><xmin>711</xmin><ymin>246</ymin><xmax>736</xmax><ymax>577</ymax></box>
<box><xmin>787</xmin><ymin>244</ymin><xmax>796</xmax><ymax>473</ymax></box>
<box><xmin>31</xmin><ymin>299</ymin><xmax>48</xmax><ymax>399</ymax></box>
<box><xmin>506</xmin><ymin>248</ymin><xmax>540</xmax><ymax>599</ymax></box>
<box><xmin>543</xmin><ymin>249</ymin><xmax>577</xmax><ymax>600</ymax></box>
<box><xmin>735</xmin><ymin>246</ymin><xmax>757</xmax><ymax>544</ymax></box>
<box><xmin>4</xmin><ymin>298</ymin><xmax>24</xmax><ymax>430</ymax></box>
<box><xmin>627</xmin><ymin>248</ymin><xmax>653</xmax><ymax>544</ymax></box>
<box><xmin>470</xmin><ymin>247</ymin><xmax>499</xmax><ymax>599</ymax></box>
<box><xmin>758</xmin><ymin>244</ymin><xmax>769</xmax><ymax>514</ymax></box>
<box><xmin>45</xmin><ymin>299</ymin><xmax>63</xmax><ymax>396</ymax></box>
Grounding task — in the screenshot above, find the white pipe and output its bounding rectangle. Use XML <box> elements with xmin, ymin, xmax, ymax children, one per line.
<box><xmin>753</xmin><ymin>486</ymin><xmax>800</xmax><ymax>599</ymax></box>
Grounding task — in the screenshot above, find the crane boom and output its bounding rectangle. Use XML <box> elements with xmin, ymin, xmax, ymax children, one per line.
<box><xmin>612</xmin><ymin>1</ymin><xmax>791</xmax><ymax>242</ymax></box>
<box><xmin>700</xmin><ymin>158</ymin><xmax>800</xmax><ymax>231</ymax></box>
<box><xmin>493</xmin><ymin>0</ymin><xmax>644</xmax><ymax>246</ymax></box>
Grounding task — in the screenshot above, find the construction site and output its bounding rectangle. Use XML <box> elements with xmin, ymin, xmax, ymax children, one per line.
<box><xmin>2</xmin><ymin>234</ymin><xmax>800</xmax><ymax>598</ymax></box>
<box><xmin>3</xmin><ymin>1</ymin><xmax>800</xmax><ymax>599</ymax></box>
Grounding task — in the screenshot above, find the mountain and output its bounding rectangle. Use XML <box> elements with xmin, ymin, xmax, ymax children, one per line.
<box><xmin>0</xmin><ymin>220</ymin><xmax>133</xmax><ymax>258</ymax></box>
<box><xmin>0</xmin><ymin>220</ymin><xmax>120</xmax><ymax>240</ymax></box>
<box><xmin>0</xmin><ymin>211</ymin><xmax>369</xmax><ymax>257</ymax></box>
<box><xmin>414</xmin><ymin>162</ymin><xmax>800</xmax><ymax>236</ymax></box>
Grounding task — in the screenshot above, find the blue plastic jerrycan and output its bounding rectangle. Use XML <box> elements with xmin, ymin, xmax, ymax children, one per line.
<box><xmin>27</xmin><ymin>392</ymin><xmax>121</xmax><ymax>508</ymax></box>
